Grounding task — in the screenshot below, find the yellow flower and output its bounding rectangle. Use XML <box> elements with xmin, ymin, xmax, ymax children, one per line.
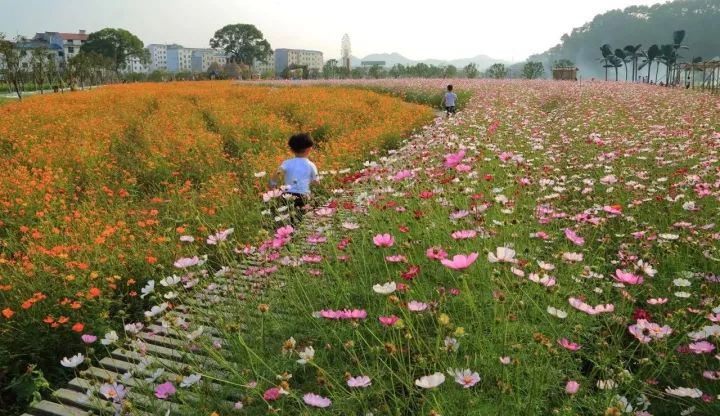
<box><xmin>438</xmin><ymin>313</ymin><xmax>450</xmax><ymax>326</ymax></box>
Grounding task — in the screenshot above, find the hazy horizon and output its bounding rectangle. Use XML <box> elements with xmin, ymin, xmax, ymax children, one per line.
<box><xmin>0</xmin><ymin>0</ymin><xmax>664</xmax><ymax>62</ymax></box>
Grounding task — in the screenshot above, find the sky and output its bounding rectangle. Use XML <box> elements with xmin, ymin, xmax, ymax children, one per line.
<box><xmin>0</xmin><ymin>0</ymin><xmax>664</xmax><ymax>62</ymax></box>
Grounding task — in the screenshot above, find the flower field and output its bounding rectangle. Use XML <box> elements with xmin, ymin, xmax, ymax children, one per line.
<box><xmin>0</xmin><ymin>82</ymin><xmax>432</xmax><ymax>412</ymax></box>
<box><xmin>119</xmin><ymin>80</ymin><xmax>720</xmax><ymax>415</ymax></box>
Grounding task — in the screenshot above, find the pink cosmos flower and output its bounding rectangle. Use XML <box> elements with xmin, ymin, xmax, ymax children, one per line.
<box><xmin>564</xmin><ymin>228</ymin><xmax>585</xmax><ymax>246</ymax></box>
<box><xmin>603</xmin><ymin>205</ymin><xmax>622</xmax><ymax>215</ymax></box>
<box><xmin>426</xmin><ymin>246</ymin><xmax>448</xmax><ymax>260</ymax></box>
<box><xmin>688</xmin><ymin>341</ymin><xmax>716</xmax><ymax>354</ymax></box>
<box><xmin>303</xmin><ymin>392</ymin><xmax>331</xmax><ymax>408</ymax></box>
<box><xmin>179</xmin><ymin>235</ymin><xmax>195</xmax><ymax>243</ymax></box>
<box><xmin>529</xmin><ymin>273</ymin><xmax>556</xmax><ymax>287</ymax></box>
<box><xmin>568</xmin><ymin>297</ymin><xmax>615</xmax><ymax>315</ymax></box>
<box><xmin>628</xmin><ymin>319</ymin><xmax>672</xmax><ymax>343</ymax></box>
<box><xmin>444</xmin><ymin>149</ymin><xmax>465</xmax><ymax>168</ymax></box>
<box><xmin>379</xmin><ymin>315</ymin><xmax>399</xmax><ymax>326</ymax></box>
<box><xmin>533</xmin><ymin>231</ymin><xmax>550</xmax><ymax>240</ymax></box>
<box><xmin>565</xmin><ymin>380</ymin><xmax>580</xmax><ymax>394</ymax></box>
<box><xmin>154</xmin><ymin>382</ymin><xmax>176</xmax><ymax>400</ymax></box>
<box><xmin>450</xmin><ymin>210</ymin><xmax>469</xmax><ymax>220</ymax></box>
<box><xmin>307</xmin><ymin>235</ymin><xmax>327</xmax><ymax>244</ymax></box>
<box><xmin>451</xmin><ymin>230</ymin><xmax>477</xmax><ymax>240</ymax></box>
<box><xmin>373</xmin><ymin>233</ymin><xmax>395</xmax><ymax>248</ymax></box>
<box><xmin>174</xmin><ymin>256</ymin><xmax>199</xmax><ymax>268</ymax></box>
<box><xmin>440</xmin><ymin>252</ymin><xmax>479</xmax><ymax>270</ymax></box>
<box><xmin>207</xmin><ymin>228</ymin><xmax>234</xmax><ymax>245</ymax></box>
<box><xmin>347</xmin><ymin>375</ymin><xmax>372</xmax><ymax>388</ymax></box>
<box><xmin>455</xmin><ymin>164</ymin><xmax>472</xmax><ymax>172</ymax></box>
<box><xmin>392</xmin><ymin>170</ymin><xmax>413</xmax><ymax>181</ymax></box>
<box><xmin>263</xmin><ymin>387</ymin><xmax>281</xmax><ymax>401</ymax></box>
<box><xmin>499</xmin><ymin>356</ymin><xmax>511</xmax><ymax>365</ymax></box>
<box><xmin>647</xmin><ymin>298</ymin><xmax>668</xmax><ymax>305</ymax></box>
<box><xmin>407</xmin><ymin>301</ymin><xmax>428</xmax><ymax>312</ymax></box>
<box><xmin>614</xmin><ymin>269</ymin><xmax>644</xmax><ymax>285</ymax></box>
<box><xmin>301</xmin><ymin>254</ymin><xmax>323</xmax><ymax>263</ymax></box>
<box><xmin>319</xmin><ymin>309</ymin><xmax>367</xmax><ymax>320</ymax></box>
<box><xmin>562</xmin><ymin>252</ymin><xmax>583</xmax><ymax>262</ymax></box>
<box><xmin>385</xmin><ymin>255</ymin><xmax>407</xmax><ymax>263</ymax></box>
<box><xmin>703</xmin><ymin>371</ymin><xmax>720</xmax><ymax>380</ymax></box>
<box><xmin>81</xmin><ymin>334</ymin><xmax>97</xmax><ymax>344</ymax></box>
<box><xmin>557</xmin><ymin>338</ymin><xmax>581</xmax><ymax>351</ymax></box>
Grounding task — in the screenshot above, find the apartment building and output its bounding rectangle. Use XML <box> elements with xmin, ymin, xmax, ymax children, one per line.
<box><xmin>146</xmin><ymin>44</ymin><xmax>168</xmax><ymax>71</ymax></box>
<box><xmin>191</xmin><ymin>49</ymin><xmax>228</xmax><ymax>72</ymax></box>
<box><xmin>252</xmin><ymin>53</ymin><xmax>275</xmax><ymax>75</ymax></box>
<box><xmin>274</xmin><ymin>49</ymin><xmax>323</xmax><ymax>74</ymax></box>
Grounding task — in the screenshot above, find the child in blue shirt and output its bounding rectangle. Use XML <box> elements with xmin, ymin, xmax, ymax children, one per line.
<box><xmin>442</xmin><ymin>84</ymin><xmax>457</xmax><ymax>117</ymax></box>
<box><xmin>269</xmin><ymin>133</ymin><xmax>319</xmax><ymax>221</ymax></box>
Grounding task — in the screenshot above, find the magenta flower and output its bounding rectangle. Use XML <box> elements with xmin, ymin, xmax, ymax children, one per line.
<box><xmin>81</xmin><ymin>334</ymin><xmax>97</xmax><ymax>344</ymax></box>
<box><xmin>347</xmin><ymin>375</ymin><xmax>372</xmax><ymax>388</ymax></box>
<box><xmin>373</xmin><ymin>233</ymin><xmax>395</xmax><ymax>247</ymax></box>
<box><xmin>614</xmin><ymin>269</ymin><xmax>644</xmax><ymax>285</ymax></box>
<box><xmin>319</xmin><ymin>309</ymin><xmax>367</xmax><ymax>320</ymax></box>
<box><xmin>379</xmin><ymin>315</ymin><xmax>399</xmax><ymax>326</ymax></box>
<box><xmin>557</xmin><ymin>338</ymin><xmax>581</xmax><ymax>351</ymax></box>
<box><xmin>385</xmin><ymin>255</ymin><xmax>407</xmax><ymax>263</ymax></box>
<box><xmin>154</xmin><ymin>382</ymin><xmax>176</xmax><ymax>399</ymax></box>
<box><xmin>444</xmin><ymin>149</ymin><xmax>465</xmax><ymax>168</ymax></box>
<box><xmin>440</xmin><ymin>253</ymin><xmax>479</xmax><ymax>270</ymax></box>
<box><xmin>565</xmin><ymin>380</ymin><xmax>580</xmax><ymax>394</ymax></box>
<box><xmin>568</xmin><ymin>297</ymin><xmax>615</xmax><ymax>315</ymax></box>
<box><xmin>303</xmin><ymin>392</ymin><xmax>331</xmax><ymax>408</ymax></box>
<box><xmin>275</xmin><ymin>225</ymin><xmax>294</xmax><ymax>238</ymax></box>
<box><xmin>564</xmin><ymin>228</ymin><xmax>585</xmax><ymax>246</ymax></box>
<box><xmin>263</xmin><ymin>387</ymin><xmax>281</xmax><ymax>401</ymax></box>
<box><xmin>426</xmin><ymin>246</ymin><xmax>448</xmax><ymax>260</ymax></box>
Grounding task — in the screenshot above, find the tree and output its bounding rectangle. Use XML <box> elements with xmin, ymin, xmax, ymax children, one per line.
<box><xmin>209</xmin><ymin>24</ymin><xmax>272</xmax><ymax>66</ymax></box>
<box><xmin>486</xmin><ymin>63</ymin><xmax>508</xmax><ymax>79</ymax></box>
<box><xmin>463</xmin><ymin>63</ymin><xmax>479</xmax><ymax>78</ymax></box>
<box><xmin>0</xmin><ymin>34</ymin><xmax>24</xmax><ymax>99</ymax></box>
<box><xmin>223</xmin><ymin>62</ymin><xmax>243</xmax><ymax>79</ymax></box>
<box><xmin>623</xmin><ymin>44</ymin><xmax>642</xmax><ymax>81</ymax></box>
<box><xmin>521</xmin><ymin>61</ymin><xmax>545</xmax><ymax>79</ymax></box>
<box><xmin>639</xmin><ymin>44</ymin><xmax>660</xmax><ymax>82</ymax></box>
<box><xmin>81</xmin><ymin>28</ymin><xmax>145</xmax><ymax>74</ymax></box>
<box><xmin>553</xmin><ymin>59</ymin><xmax>575</xmax><ymax>68</ymax></box>
<box><xmin>598</xmin><ymin>44</ymin><xmax>614</xmax><ymax>81</ymax></box>
<box><xmin>613</xmin><ymin>48</ymin><xmax>630</xmax><ymax>80</ymax></box>
<box><xmin>29</xmin><ymin>46</ymin><xmax>50</xmax><ymax>93</ymax></box>
<box><xmin>444</xmin><ymin>65</ymin><xmax>458</xmax><ymax>78</ymax></box>
<box><xmin>322</xmin><ymin>59</ymin><xmax>338</xmax><ymax>79</ymax></box>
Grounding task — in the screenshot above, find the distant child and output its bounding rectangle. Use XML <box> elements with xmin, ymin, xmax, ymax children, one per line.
<box><xmin>269</xmin><ymin>133</ymin><xmax>319</xmax><ymax>222</ymax></box>
<box><xmin>442</xmin><ymin>84</ymin><xmax>457</xmax><ymax>117</ymax></box>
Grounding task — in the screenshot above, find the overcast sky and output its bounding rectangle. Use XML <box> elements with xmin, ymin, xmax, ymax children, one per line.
<box><xmin>1</xmin><ymin>0</ymin><xmax>663</xmax><ymax>61</ymax></box>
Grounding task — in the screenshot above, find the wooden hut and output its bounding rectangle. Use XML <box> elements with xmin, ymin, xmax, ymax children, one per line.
<box><xmin>678</xmin><ymin>57</ymin><xmax>720</xmax><ymax>93</ymax></box>
<box><xmin>552</xmin><ymin>67</ymin><xmax>579</xmax><ymax>81</ymax></box>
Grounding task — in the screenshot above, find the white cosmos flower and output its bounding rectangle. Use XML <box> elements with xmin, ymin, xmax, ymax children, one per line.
<box><xmin>547</xmin><ymin>306</ymin><xmax>568</xmax><ymax>319</ymax></box>
<box><xmin>144</xmin><ymin>303</ymin><xmax>168</xmax><ymax>318</ymax></box>
<box><xmin>60</xmin><ymin>353</ymin><xmax>85</xmax><ymax>368</ymax></box>
<box><xmin>163</xmin><ymin>291</ymin><xmax>178</xmax><ymax>300</ymax></box>
<box><xmin>140</xmin><ymin>280</ymin><xmax>155</xmax><ymax>299</ymax></box>
<box><xmin>415</xmin><ymin>372</ymin><xmax>445</xmax><ymax>388</ymax></box>
<box><xmin>674</xmin><ymin>291</ymin><xmax>691</xmax><ymax>298</ymax></box>
<box><xmin>297</xmin><ymin>346</ymin><xmax>315</xmax><ymax>365</ymax></box>
<box><xmin>124</xmin><ymin>322</ymin><xmax>144</xmax><ymax>334</ymax></box>
<box><xmin>597</xmin><ymin>379</ymin><xmax>617</xmax><ymax>390</ymax></box>
<box><xmin>101</xmin><ymin>331</ymin><xmax>119</xmax><ymax>345</ymax></box>
<box><xmin>180</xmin><ymin>373</ymin><xmax>202</xmax><ymax>388</ymax></box>
<box><xmin>254</xmin><ymin>171</ymin><xmax>266</xmax><ymax>178</ymax></box>
<box><xmin>538</xmin><ymin>261</ymin><xmax>555</xmax><ymax>271</ymax></box>
<box><xmin>665</xmin><ymin>386</ymin><xmax>703</xmax><ymax>398</ymax></box>
<box><xmin>673</xmin><ymin>278</ymin><xmax>691</xmax><ymax>287</ymax></box>
<box><xmin>160</xmin><ymin>275</ymin><xmax>181</xmax><ymax>287</ymax></box>
<box><xmin>488</xmin><ymin>247</ymin><xmax>516</xmax><ymax>263</ymax></box>
<box><xmin>659</xmin><ymin>233</ymin><xmax>679</xmax><ymax>240</ymax></box>
<box><xmin>372</xmin><ymin>282</ymin><xmax>397</xmax><ymax>295</ymax></box>
<box><xmin>186</xmin><ymin>326</ymin><xmax>204</xmax><ymax>341</ymax></box>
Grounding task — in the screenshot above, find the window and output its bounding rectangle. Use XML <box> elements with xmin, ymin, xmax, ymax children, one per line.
<box><xmin>68</xmin><ymin>47</ymin><xmax>75</xmax><ymax>54</ymax></box>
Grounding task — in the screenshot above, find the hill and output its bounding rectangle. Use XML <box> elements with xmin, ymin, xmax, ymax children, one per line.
<box><xmin>524</xmin><ymin>0</ymin><xmax>720</xmax><ymax>79</ymax></box>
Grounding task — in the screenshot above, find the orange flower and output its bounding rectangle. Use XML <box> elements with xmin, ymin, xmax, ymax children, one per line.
<box><xmin>58</xmin><ymin>316</ymin><xmax>70</xmax><ymax>324</ymax></box>
<box><xmin>43</xmin><ymin>315</ymin><xmax>55</xmax><ymax>324</ymax></box>
<box><xmin>71</xmin><ymin>322</ymin><xmax>85</xmax><ymax>333</ymax></box>
<box><xmin>87</xmin><ymin>287</ymin><xmax>101</xmax><ymax>298</ymax></box>
<box><xmin>146</xmin><ymin>256</ymin><xmax>158</xmax><ymax>265</ymax></box>
<box><xmin>1</xmin><ymin>308</ymin><xmax>14</xmax><ymax>319</ymax></box>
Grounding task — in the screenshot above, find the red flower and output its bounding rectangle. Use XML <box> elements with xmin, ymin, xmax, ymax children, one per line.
<box><xmin>71</xmin><ymin>322</ymin><xmax>85</xmax><ymax>333</ymax></box>
<box><xmin>632</xmin><ymin>308</ymin><xmax>652</xmax><ymax>321</ymax></box>
<box><xmin>1</xmin><ymin>308</ymin><xmax>14</xmax><ymax>319</ymax></box>
<box><xmin>401</xmin><ymin>265</ymin><xmax>420</xmax><ymax>280</ymax></box>
<box><xmin>88</xmin><ymin>287</ymin><xmax>101</xmax><ymax>298</ymax></box>
<box><xmin>398</xmin><ymin>225</ymin><xmax>409</xmax><ymax>233</ymax></box>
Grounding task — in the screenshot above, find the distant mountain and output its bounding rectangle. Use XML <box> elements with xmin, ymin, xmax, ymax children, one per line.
<box><xmin>524</xmin><ymin>0</ymin><xmax>720</xmax><ymax>79</ymax></box>
<box><xmin>349</xmin><ymin>52</ymin><xmax>509</xmax><ymax>70</ymax></box>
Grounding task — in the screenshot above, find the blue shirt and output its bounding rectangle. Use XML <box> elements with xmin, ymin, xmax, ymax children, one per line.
<box><xmin>281</xmin><ymin>157</ymin><xmax>318</xmax><ymax>195</ymax></box>
<box><xmin>444</xmin><ymin>92</ymin><xmax>457</xmax><ymax>107</ymax></box>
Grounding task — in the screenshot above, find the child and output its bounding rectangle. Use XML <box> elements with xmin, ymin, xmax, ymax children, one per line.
<box><xmin>269</xmin><ymin>133</ymin><xmax>319</xmax><ymax>222</ymax></box>
<box><xmin>442</xmin><ymin>84</ymin><xmax>457</xmax><ymax>117</ymax></box>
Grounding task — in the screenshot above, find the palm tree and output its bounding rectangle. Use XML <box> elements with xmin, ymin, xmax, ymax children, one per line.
<box><xmin>623</xmin><ymin>44</ymin><xmax>642</xmax><ymax>81</ymax></box>
<box><xmin>614</xmin><ymin>48</ymin><xmax>631</xmax><ymax>81</ymax></box>
<box><xmin>599</xmin><ymin>44</ymin><xmax>614</xmax><ymax>81</ymax></box>
<box><xmin>639</xmin><ymin>45</ymin><xmax>660</xmax><ymax>83</ymax></box>
<box><xmin>660</xmin><ymin>44</ymin><xmax>677</xmax><ymax>85</ymax></box>
<box><xmin>670</xmin><ymin>30</ymin><xmax>689</xmax><ymax>85</ymax></box>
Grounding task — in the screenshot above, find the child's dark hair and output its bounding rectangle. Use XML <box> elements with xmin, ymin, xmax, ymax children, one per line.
<box><xmin>447</xmin><ymin>84</ymin><xmax>453</xmax><ymax>91</ymax></box>
<box><xmin>288</xmin><ymin>133</ymin><xmax>314</xmax><ymax>153</ymax></box>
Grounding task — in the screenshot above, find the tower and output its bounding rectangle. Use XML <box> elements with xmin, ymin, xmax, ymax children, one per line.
<box><xmin>341</xmin><ymin>34</ymin><xmax>351</xmax><ymax>71</ymax></box>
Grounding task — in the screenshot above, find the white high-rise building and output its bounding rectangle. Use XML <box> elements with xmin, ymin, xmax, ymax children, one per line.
<box><xmin>191</xmin><ymin>49</ymin><xmax>228</xmax><ymax>72</ymax></box>
<box><xmin>252</xmin><ymin>53</ymin><xmax>275</xmax><ymax>75</ymax></box>
<box><xmin>147</xmin><ymin>44</ymin><xmax>168</xmax><ymax>71</ymax></box>
<box><xmin>274</xmin><ymin>49</ymin><xmax>323</xmax><ymax>74</ymax></box>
